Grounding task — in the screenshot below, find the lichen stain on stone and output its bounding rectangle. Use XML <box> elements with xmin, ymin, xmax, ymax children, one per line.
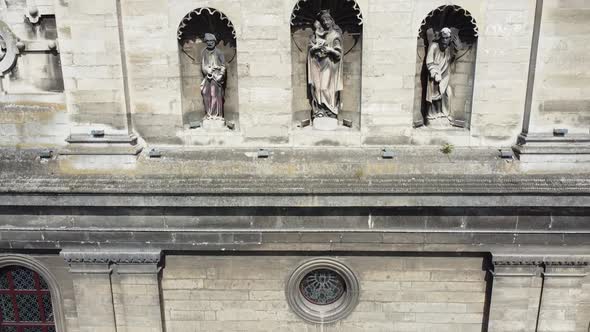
<box><xmin>366</xmin><ymin>163</ymin><xmax>399</xmax><ymax>176</ymax></box>
<box><xmin>1</xmin><ymin>101</ymin><xmax>66</xmax><ymax>114</ymax></box>
<box><xmin>58</xmin><ymin>158</ymin><xmax>140</xmax><ymax>176</ymax></box>
<box><xmin>315</xmin><ymin>140</ymin><xmax>340</xmax><ymax>146</ymax></box>
<box><xmin>541</xmin><ymin>100</ymin><xmax>590</xmax><ymax>114</ymax></box>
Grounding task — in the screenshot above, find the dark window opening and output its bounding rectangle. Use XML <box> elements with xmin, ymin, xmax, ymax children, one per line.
<box><xmin>0</xmin><ymin>266</ymin><xmax>55</xmax><ymax>332</ymax></box>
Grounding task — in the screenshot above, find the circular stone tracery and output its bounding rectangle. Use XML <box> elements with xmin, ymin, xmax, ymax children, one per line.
<box><xmin>286</xmin><ymin>258</ymin><xmax>359</xmax><ymax>324</ymax></box>
<box><xmin>300</xmin><ymin>269</ymin><xmax>346</xmax><ymax>305</ymax></box>
<box><xmin>0</xmin><ymin>21</ymin><xmax>18</xmax><ymax>75</ymax></box>
<box><xmin>0</xmin><ymin>36</ymin><xmax>6</xmax><ymax>62</ymax></box>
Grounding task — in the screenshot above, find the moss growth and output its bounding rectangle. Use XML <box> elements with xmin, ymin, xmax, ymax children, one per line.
<box><xmin>441</xmin><ymin>143</ymin><xmax>454</xmax><ymax>154</ymax></box>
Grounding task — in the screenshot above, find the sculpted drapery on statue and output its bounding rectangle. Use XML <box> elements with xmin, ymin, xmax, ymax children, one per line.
<box><xmin>200</xmin><ymin>33</ymin><xmax>226</xmax><ymax>120</ymax></box>
<box><xmin>425</xmin><ymin>27</ymin><xmax>462</xmax><ymax>123</ymax></box>
<box><xmin>308</xmin><ymin>10</ymin><xmax>343</xmax><ymax>130</ymax></box>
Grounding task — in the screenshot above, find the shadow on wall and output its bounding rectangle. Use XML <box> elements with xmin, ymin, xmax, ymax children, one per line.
<box><xmin>290</xmin><ymin>0</ymin><xmax>363</xmax><ymax>130</ymax></box>
<box><xmin>412</xmin><ymin>5</ymin><xmax>478</xmax><ymax>129</ymax></box>
<box><xmin>177</xmin><ymin>8</ymin><xmax>239</xmax><ymax>129</ymax></box>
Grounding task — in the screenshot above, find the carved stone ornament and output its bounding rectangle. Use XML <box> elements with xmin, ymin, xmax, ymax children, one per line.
<box><xmin>307</xmin><ymin>10</ymin><xmax>344</xmax><ymax>131</ymax></box>
<box><xmin>286</xmin><ymin>258</ymin><xmax>359</xmax><ymax>324</ymax></box>
<box><xmin>425</xmin><ymin>27</ymin><xmax>457</xmax><ymax>123</ymax></box>
<box><xmin>415</xmin><ymin>5</ymin><xmax>478</xmax><ymax>128</ymax></box>
<box><xmin>24</xmin><ymin>4</ymin><xmax>41</xmax><ymax>25</ymax></box>
<box><xmin>177</xmin><ymin>7</ymin><xmax>236</xmax><ymax>47</ymax></box>
<box><xmin>61</xmin><ymin>249</ymin><xmax>162</xmax><ymax>265</ymax></box>
<box><xmin>291</xmin><ymin>0</ymin><xmax>363</xmax><ymax>33</ymax></box>
<box><xmin>493</xmin><ymin>254</ymin><xmax>590</xmax><ymax>267</ymax></box>
<box><xmin>0</xmin><ymin>21</ymin><xmax>19</xmax><ymax>76</ymax></box>
<box><xmin>200</xmin><ymin>32</ymin><xmax>227</xmax><ymax>121</ymax></box>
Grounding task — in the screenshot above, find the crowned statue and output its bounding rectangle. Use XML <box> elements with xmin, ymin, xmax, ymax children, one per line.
<box><xmin>307</xmin><ymin>10</ymin><xmax>344</xmax><ymax>130</ymax></box>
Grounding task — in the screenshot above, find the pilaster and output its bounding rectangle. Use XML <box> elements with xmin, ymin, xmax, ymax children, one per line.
<box><xmin>62</xmin><ymin>249</ymin><xmax>117</xmax><ymax>332</ymax></box>
<box><xmin>112</xmin><ymin>251</ymin><xmax>164</xmax><ymax>332</ymax></box>
<box><xmin>488</xmin><ymin>255</ymin><xmax>544</xmax><ymax>332</ymax></box>
<box><xmin>537</xmin><ymin>259</ymin><xmax>589</xmax><ymax>332</ymax></box>
<box><xmin>62</xmin><ymin>248</ymin><xmax>164</xmax><ymax>332</ymax></box>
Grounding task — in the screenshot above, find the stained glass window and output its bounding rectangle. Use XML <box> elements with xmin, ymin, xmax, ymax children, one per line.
<box><xmin>299</xmin><ymin>269</ymin><xmax>346</xmax><ymax>305</ymax></box>
<box><xmin>0</xmin><ymin>266</ymin><xmax>55</xmax><ymax>332</ymax></box>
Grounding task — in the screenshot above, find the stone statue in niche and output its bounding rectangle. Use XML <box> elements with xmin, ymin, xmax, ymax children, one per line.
<box><xmin>200</xmin><ymin>33</ymin><xmax>226</xmax><ymax>123</ymax></box>
<box><xmin>308</xmin><ymin>10</ymin><xmax>343</xmax><ymax>131</ymax></box>
<box><xmin>425</xmin><ymin>27</ymin><xmax>462</xmax><ymax>124</ymax></box>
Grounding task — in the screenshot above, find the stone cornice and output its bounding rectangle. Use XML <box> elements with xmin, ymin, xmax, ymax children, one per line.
<box><xmin>2</xmin><ymin>174</ymin><xmax>590</xmax><ymax>196</ymax></box>
<box><xmin>61</xmin><ymin>249</ymin><xmax>162</xmax><ymax>265</ymax></box>
<box><xmin>493</xmin><ymin>254</ymin><xmax>590</xmax><ymax>267</ymax></box>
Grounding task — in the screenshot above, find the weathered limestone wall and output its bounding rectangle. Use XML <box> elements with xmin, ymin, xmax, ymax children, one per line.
<box><xmin>1</xmin><ymin>252</ymin><xmax>589</xmax><ymax>332</ymax></box>
<box><xmin>1</xmin><ymin>0</ymin><xmax>588</xmax><ymax>149</ymax></box>
<box><xmin>54</xmin><ymin>0</ymin><xmax>129</xmax><ymax>135</ymax></box>
<box><xmin>119</xmin><ymin>0</ymin><xmax>183</xmax><ymax>144</ymax></box>
<box><xmin>355</xmin><ymin>0</ymin><xmax>535</xmax><ymax>147</ymax></box>
<box><xmin>488</xmin><ymin>264</ymin><xmax>543</xmax><ymax>331</ymax></box>
<box><xmin>34</xmin><ymin>255</ymin><xmax>79</xmax><ymax>332</ymax></box>
<box><xmin>0</xmin><ymin>0</ymin><xmax>67</xmax><ymax>147</ymax></box>
<box><xmin>5</xmin><ymin>0</ymin><xmax>589</xmax><ymax>149</ymax></box>
<box><xmin>162</xmin><ymin>255</ymin><xmax>488</xmax><ymax>331</ymax></box>
<box><xmin>164</xmin><ymin>0</ymin><xmax>292</xmax><ymax>146</ymax></box>
<box><xmin>529</xmin><ymin>0</ymin><xmax>590</xmax><ymax>134</ymax></box>
<box><xmin>40</xmin><ymin>0</ymin><xmax>534</xmax><ymax>148</ymax></box>
<box><xmin>537</xmin><ymin>265</ymin><xmax>588</xmax><ymax>332</ymax></box>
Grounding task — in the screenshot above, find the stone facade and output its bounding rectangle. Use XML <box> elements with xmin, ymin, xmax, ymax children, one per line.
<box><xmin>4</xmin><ymin>0</ymin><xmax>586</xmax><ymax>148</ymax></box>
<box><xmin>0</xmin><ymin>0</ymin><xmax>589</xmax><ymax>331</ymax></box>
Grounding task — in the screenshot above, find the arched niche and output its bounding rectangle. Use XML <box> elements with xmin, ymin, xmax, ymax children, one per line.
<box><xmin>177</xmin><ymin>8</ymin><xmax>238</xmax><ymax>129</ymax></box>
<box><xmin>290</xmin><ymin>0</ymin><xmax>363</xmax><ymax>130</ymax></box>
<box><xmin>412</xmin><ymin>5</ymin><xmax>478</xmax><ymax>129</ymax></box>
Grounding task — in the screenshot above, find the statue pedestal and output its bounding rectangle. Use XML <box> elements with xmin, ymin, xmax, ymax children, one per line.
<box><xmin>426</xmin><ymin>117</ymin><xmax>453</xmax><ymax>129</ymax></box>
<box><xmin>313</xmin><ymin>117</ymin><xmax>338</xmax><ymax>131</ymax></box>
<box><xmin>202</xmin><ymin>117</ymin><xmax>227</xmax><ymax>131</ymax></box>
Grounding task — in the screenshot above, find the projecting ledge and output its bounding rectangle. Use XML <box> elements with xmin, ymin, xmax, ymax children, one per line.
<box><xmin>513</xmin><ymin>133</ymin><xmax>590</xmax><ymax>162</ymax></box>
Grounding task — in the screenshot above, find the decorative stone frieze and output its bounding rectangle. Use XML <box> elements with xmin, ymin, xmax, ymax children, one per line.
<box><xmin>493</xmin><ymin>255</ymin><xmax>590</xmax><ymax>267</ymax></box>
<box><xmin>61</xmin><ymin>248</ymin><xmax>162</xmax><ymax>274</ymax></box>
<box><xmin>491</xmin><ymin>254</ymin><xmax>589</xmax><ymax>278</ymax></box>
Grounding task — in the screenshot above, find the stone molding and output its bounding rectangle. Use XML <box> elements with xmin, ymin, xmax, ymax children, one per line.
<box><xmin>492</xmin><ymin>254</ymin><xmax>589</xmax><ymax>278</ymax></box>
<box><xmin>490</xmin><ymin>255</ymin><xmax>590</xmax><ymax>278</ymax></box>
<box><xmin>62</xmin><ymin>249</ymin><xmax>162</xmax><ymax>264</ymax></box>
<box><xmin>492</xmin><ymin>254</ymin><xmax>590</xmax><ymax>267</ymax></box>
<box><xmin>61</xmin><ymin>248</ymin><xmax>162</xmax><ymax>274</ymax></box>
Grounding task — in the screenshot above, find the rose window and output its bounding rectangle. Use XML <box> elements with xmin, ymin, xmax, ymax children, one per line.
<box><xmin>300</xmin><ymin>269</ymin><xmax>346</xmax><ymax>305</ymax></box>
<box><xmin>286</xmin><ymin>258</ymin><xmax>359</xmax><ymax>324</ymax></box>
